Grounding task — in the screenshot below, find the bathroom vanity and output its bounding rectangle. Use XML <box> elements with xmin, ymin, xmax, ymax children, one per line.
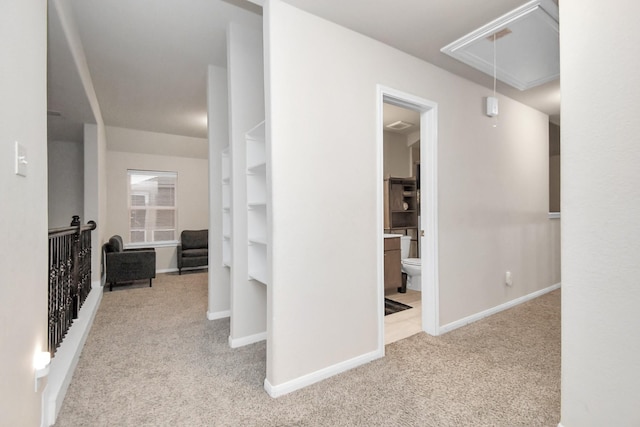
<box><xmin>383</xmin><ymin>234</ymin><xmax>402</xmax><ymax>293</ymax></box>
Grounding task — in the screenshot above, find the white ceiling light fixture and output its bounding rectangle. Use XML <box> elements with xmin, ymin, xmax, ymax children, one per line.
<box><xmin>441</xmin><ymin>0</ymin><xmax>559</xmax><ymax>91</ymax></box>
<box><xmin>386</xmin><ymin>120</ymin><xmax>414</xmax><ymax>131</ymax></box>
<box><xmin>486</xmin><ymin>32</ymin><xmax>499</xmax><ymax>126</ymax></box>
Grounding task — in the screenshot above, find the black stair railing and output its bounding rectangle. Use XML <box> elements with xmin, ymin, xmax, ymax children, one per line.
<box><xmin>47</xmin><ymin>216</ymin><xmax>96</xmax><ymax>357</ymax></box>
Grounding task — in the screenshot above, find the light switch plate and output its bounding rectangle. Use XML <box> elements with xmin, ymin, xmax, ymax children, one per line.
<box><xmin>15</xmin><ymin>141</ymin><xmax>27</xmax><ymax>177</ymax></box>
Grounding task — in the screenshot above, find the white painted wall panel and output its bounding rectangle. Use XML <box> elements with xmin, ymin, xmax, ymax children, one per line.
<box><xmin>227</xmin><ymin>19</ymin><xmax>267</xmax><ymax>344</ymax></box>
<box><xmin>0</xmin><ymin>1</ymin><xmax>48</xmax><ymax>425</ymax></box>
<box><xmin>383</xmin><ymin>131</ymin><xmax>412</xmax><ymax>178</ymax></box>
<box><xmin>48</xmin><ymin>140</ymin><xmax>84</xmax><ymax>228</ymax></box>
<box><xmin>560</xmin><ymin>1</ymin><xmax>640</xmax><ymax>425</ymax></box>
<box><xmin>208</xmin><ymin>65</ymin><xmax>231</xmax><ymax>318</ymax></box>
<box><xmin>265</xmin><ymin>0</ymin><xmax>559</xmax><ymax>387</ymax></box>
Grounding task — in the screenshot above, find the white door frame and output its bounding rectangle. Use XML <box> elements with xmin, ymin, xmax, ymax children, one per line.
<box><xmin>377</xmin><ymin>85</ymin><xmax>439</xmax><ymax>353</ymax></box>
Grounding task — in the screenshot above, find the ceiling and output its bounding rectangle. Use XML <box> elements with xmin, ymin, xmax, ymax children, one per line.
<box><xmin>48</xmin><ymin>0</ymin><xmax>560</xmax><ymax>142</ymax></box>
<box><xmin>383</xmin><ymin>104</ymin><xmax>420</xmax><ymax>136</ymax></box>
<box><xmin>47</xmin><ymin>0</ymin><xmax>262</xmax><ymax>141</ymax></box>
<box><xmin>284</xmin><ymin>0</ymin><xmax>560</xmax><ymax>121</ymax></box>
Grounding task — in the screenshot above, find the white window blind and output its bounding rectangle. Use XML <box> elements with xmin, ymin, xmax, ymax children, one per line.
<box><xmin>128</xmin><ymin>170</ymin><xmax>177</xmax><ymax>243</ymax></box>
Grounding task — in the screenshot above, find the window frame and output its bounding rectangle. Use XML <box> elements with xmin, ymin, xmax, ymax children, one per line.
<box><xmin>127</xmin><ymin>169</ymin><xmax>178</xmax><ymax>246</ymax></box>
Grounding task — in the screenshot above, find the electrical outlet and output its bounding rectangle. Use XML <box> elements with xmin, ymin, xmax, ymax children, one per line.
<box><xmin>505</xmin><ymin>271</ymin><xmax>513</xmax><ymax>286</ymax></box>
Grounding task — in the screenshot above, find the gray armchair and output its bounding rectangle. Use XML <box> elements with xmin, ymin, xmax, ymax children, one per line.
<box><xmin>103</xmin><ymin>235</ymin><xmax>156</xmax><ymax>291</ymax></box>
<box><xmin>177</xmin><ymin>230</ymin><xmax>208</xmax><ymax>275</ymax></box>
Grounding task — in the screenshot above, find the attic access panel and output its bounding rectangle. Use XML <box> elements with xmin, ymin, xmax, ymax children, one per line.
<box><xmin>441</xmin><ymin>0</ymin><xmax>559</xmax><ymax>91</ymax></box>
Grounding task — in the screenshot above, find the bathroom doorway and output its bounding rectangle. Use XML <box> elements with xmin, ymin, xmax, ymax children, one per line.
<box><xmin>377</xmin><ymin>86</ymin><xmax>439</xmax><ymax>353</ymax></box>
<box><xmin>382</xmin><ymin>102</ymin><xmax>422</xmax><ymax>344</ymax></box>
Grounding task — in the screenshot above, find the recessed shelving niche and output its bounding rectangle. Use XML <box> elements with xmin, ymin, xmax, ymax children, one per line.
<box><xmin>222</xmin><ymin>147</ymin><xmax>231</xmax><ymax>267</ymax></box>
<box><xmin>245</xmin><ymin>121</ymin><xmax>268</xmax><ymax>285</ymax></box>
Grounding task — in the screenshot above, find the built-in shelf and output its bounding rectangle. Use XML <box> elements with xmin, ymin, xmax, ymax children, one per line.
<box><xmin>247</xmin><ymin>162</ymin><xmax>266</xmax><ymax>174</ymax></box>
<box><xmin>248</xmin><ymin>241</ymin><xmax>267</xmax><ymax>284</ymax></box>
<box><xmin>222</xmin><ymin>237</ymin><xmax>231</xmax><ymax>267</ymax></box>
<box><xmin>248</xmin><ymin>237</ymin><xmax>267</xmax><ymax>246</ymax></box>
<box><xmin>384</xmin><ymin>177</ymin><xmax>418</xmax><ymax>231</ymax></box>
<box><xmin>222</xmin><ymin>147</ymin><xmax>231</xmax><ymax>268</ymax></box>
<box><xmin>222</xmin><ymin>147</ymin><xmax>231</xmax><ymax>180</ymax></box>
<box><xmin>246</xmin><ymin>121</ymin><xmax>268</xmax><ymax>286</ymax></box>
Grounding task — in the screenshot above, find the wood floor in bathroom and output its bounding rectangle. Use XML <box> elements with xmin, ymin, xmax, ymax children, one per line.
<box><xmin>385</xmin><ymin>289</ymin><xmax>422</xmax><ymax>345</ymax></box>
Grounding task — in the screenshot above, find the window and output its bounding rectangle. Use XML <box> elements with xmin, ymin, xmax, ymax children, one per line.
<box><xmin>128</xmin><ymin>170</ymin><xmax>177</xmax><ymax>244</ymax></box>
<box><xmin>549</xmin><ymin>122</ymin><xmax>560</xmax><ymax>213</ymax></box>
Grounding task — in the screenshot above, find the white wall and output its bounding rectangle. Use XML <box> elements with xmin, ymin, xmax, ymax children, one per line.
<box><xmin>44</xmin><ymin>2</ymin><xmax>108</xmax><ymax>424</ymax></box>
<box><xmin>208</xmin><ymin>65</ymin><xmax>231</xmax><ymax>319</ymax></box>
<box><xmin>560</xmin><ymin>1</ymin><xmax>640</xmax><ymax>426</ymax></box>
<box><xmin>0</xmin><ymin>1</ymin><xmax>48</xmax><ymax>425</ymax></box>
<box><xmin>549</xmin><ymin>122</ymin><xmax>561</xmax><ymax>212</ymax></box>
<box><xmin>105</xmin><ymin>126</ymin><xmax>209</xmax><ymax>272</ymax></box>
<box><xmin>84</xmin><ymin>123</ymin><xmax>108</xmax><ymax>283</ymax></box>
<box><xmin>383</xmin><ymin>131</ymin><xmax>412</xmax><ymax>178</ymax></box>
<box><xmin>107</xmin><ymin>125</ymin><xmax>208</xmax><ymax>159</ymax></box>
<box><xmin>265</xmin><ymin>0</ymin><xmax>560</xmax><ymax>388</ymax></box>
<box><xmin>549</xmin><ymin>154</ymin><xmax>560</xmax><ymax>212</ymax></box>
<box><xmin>48</xmin><ymin>140</ymin><xmax>84</xmax><ymax>228</ymax></box>
<box><xmin>227</xmin><ymin>20</ymin><xmax>267</xmax><ymax>345</ymax></box>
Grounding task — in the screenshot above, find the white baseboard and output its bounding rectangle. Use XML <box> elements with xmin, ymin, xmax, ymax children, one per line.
<box><xmin>228</xmin><ymin>331</ymin><xmax>267</xmax><ymax>348</ymax></box>
<box><xmin>557</xmin><ymin>423</ymin><xmax>565</xmax><ymax>427</ymax></box>
<box><xmin>207</xmin><ymin>309</ymin><xmax>230</xmax><ymax>320</ymax></box>
<box><xmin>439</xmin><ymin>282</ymin><xmax>561</xmax><ymax>334</ymax></box>
<box><xmin>43</xmin><ymin>281</ymin><xmax>103</xmax><ymax>426</ymax></box>
<box><xmin>264</xmin><ymin>349</ymin><xmax>383</xmax><ymax>398</ymax></box>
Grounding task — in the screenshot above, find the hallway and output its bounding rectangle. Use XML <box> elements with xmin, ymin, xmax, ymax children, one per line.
<box><xmin>55</xmin><ymin>272</ymin><xmax>560</xmax><ymax>426</ymax></box>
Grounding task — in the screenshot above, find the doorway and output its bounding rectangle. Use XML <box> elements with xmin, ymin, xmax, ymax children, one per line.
<box><xmin>377</xmin><ymin>86</ymin><xmax>439</xmax><ymax>353</ymax></box>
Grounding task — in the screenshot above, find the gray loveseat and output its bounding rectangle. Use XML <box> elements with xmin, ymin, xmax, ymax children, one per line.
<box><xmin>103</xmin><ymin>235</ymin><xmax>156</xmax><ymax>291</ymax></box>
<box><xmin>177</xmin><ymin>229</ymin><xmax>208</xmax><ymax>275</ymax></box>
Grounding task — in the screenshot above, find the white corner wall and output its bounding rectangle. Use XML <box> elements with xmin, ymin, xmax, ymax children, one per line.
<box><xmin>44</xmin><ymin>2</ymin><xmax>107</xmax><ymax>425</ymax></box>
<box><xmin>0</xmin><ymin>1</ymin><xmax>48</xmax><ymax>426</ymax></box>
<box><xmin>105</xmin><ymin>126</ymin><xmax>209</xmax><ymax>272</ymax></box>
<box><xmin>208</xmin><ymin>65</ymin><xmax>231</xmax><ymax>319</ymax></box>
<box><xmin>84</xmin><ymin>123</ymin><xmax>108</xmax><ymax>284</ymax></box>
<box><xmin>560</xmin><ymin>1</ymin><xmax>640</xmax><ymax>426</ymax></box>
<box><xmin>48</xmin><ymin>140</ymin><xmax>84</xmax><ymax>228</ymax></box>
<box><xmin>264</xmin><ymin>0</ymin><xmax>560</xmax><ymax>389</ymax></box>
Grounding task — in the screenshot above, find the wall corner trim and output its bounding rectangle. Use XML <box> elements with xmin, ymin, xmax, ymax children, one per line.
<box><xmin>439</xmin><ymin>282</ymin><xmax>561</xmax><ymax>334</ymax></box>
<box><xmin>44</xmin><ymin>282</ymin><xmax>103</xmax><ymax>426</ymax></box>
<box><xmin>207</xmin><ymin>310</ymin><xmax>231</xmax><ymax>320</ymax></box>
<box><xmin>264</xmin><ymin>349</ymin><xmax>384</xmax><ymax>398</ymax></box>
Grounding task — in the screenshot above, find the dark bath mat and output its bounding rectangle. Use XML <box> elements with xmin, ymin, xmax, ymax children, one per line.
<box><xmin>385</xmin><ymin>298</ymin><xmax>412</xmax><ymax>316</ymax></box>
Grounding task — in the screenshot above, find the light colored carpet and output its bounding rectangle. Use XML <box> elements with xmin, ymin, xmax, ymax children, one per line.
<box><xmin>54</xmin><ymin>272</ymin><xmax>560</xmax><ymax>426</ymax></box>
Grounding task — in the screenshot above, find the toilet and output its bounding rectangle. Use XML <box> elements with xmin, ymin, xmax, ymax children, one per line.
<box><xmin>400</xmin><ymin>235</ymin><xmax>421</xmax><ymax>291</ymax></box>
